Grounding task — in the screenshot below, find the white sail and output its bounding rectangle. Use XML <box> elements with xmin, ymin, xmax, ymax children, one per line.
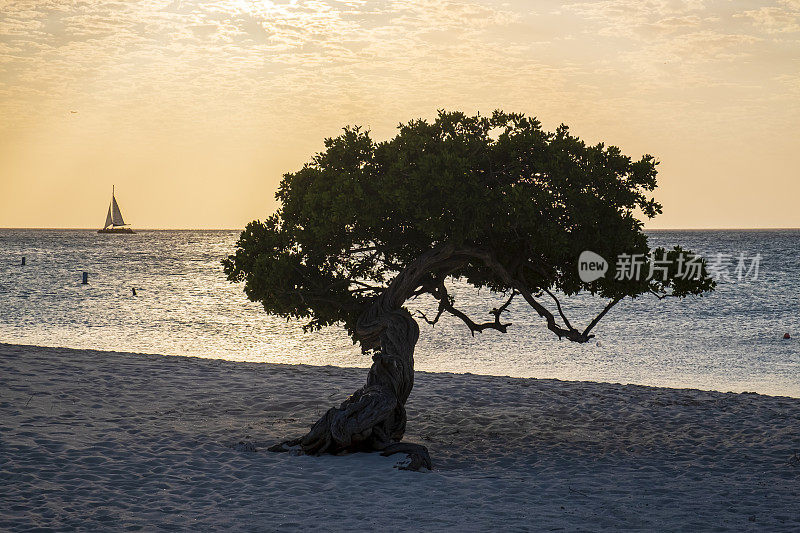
<box><xmin>111</xmin><ymin>195</ymin><xmax>125</xmax><ymax>226</ymax></box>
<box><xmin>104</xmin><ymin>204</ymin><xmax>113</xmax><ymax>228</ymax></box>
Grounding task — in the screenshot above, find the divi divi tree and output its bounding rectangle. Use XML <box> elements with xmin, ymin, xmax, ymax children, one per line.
<box><xmin>224</xmin><ymin>111</ymin><xmax>713</xmax><ymax>470</ymax></box>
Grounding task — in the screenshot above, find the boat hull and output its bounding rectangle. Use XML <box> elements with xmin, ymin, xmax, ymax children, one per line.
<box><xmin>98</xmin><ymin>228</ymin><xmax>136</xmax><ymax>234</ymax></box>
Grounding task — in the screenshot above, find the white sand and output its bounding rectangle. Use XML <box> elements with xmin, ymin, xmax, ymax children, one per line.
<box><xmin>1</xmin><ymin>343</ymin><xmax>798</xmax><ymax>531</ymax></box>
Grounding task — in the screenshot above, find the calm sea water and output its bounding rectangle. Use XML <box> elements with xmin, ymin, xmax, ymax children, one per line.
<box><xmin>0</xmin><ymin>229</ymin><xmax>797</xmax><ymax>397</ymax></box>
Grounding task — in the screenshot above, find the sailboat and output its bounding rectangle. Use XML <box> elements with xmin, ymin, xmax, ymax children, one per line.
<box><xmin>98</xmin><ymin>186</ymin><xmax>136</xmax><ymax>234</ymax></box>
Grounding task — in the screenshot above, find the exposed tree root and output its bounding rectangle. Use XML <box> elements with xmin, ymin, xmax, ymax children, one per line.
<box><xmin>379</xmin><ymin>442</ymin><xmax>433</xmax><ymax>471</ymax></box>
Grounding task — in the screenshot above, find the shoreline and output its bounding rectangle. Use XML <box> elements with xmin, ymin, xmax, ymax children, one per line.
<box><xmin>2</xmin><ymin>342</ymin><xmax>796</xmax><ymax>401</ymax></box>
<box><xmin>2</xmin><ymin>343</ymin><xmax>799</xmax><ymax>530</ymax></box>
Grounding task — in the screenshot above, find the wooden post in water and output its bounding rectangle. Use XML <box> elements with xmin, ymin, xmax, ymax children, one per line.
<box><xmin>82</xmin><ymin>272</ymin><xmax>89</xmax><ymax>284</ymax></box>
<box><xmin>21</xmin><ymin>257</ymin><xmax>25</xmax><ymax>266</ymax></box>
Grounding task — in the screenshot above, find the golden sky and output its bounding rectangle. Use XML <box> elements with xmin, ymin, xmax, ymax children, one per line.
<box><xmin>1</xmin><ymin>0</ymin><xmax>798</xmax><ymax>229</ymax></box>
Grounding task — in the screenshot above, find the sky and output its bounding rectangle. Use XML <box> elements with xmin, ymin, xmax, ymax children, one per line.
<box><xmin>0</xmin><ymin>0</ymin><xmax>798</xmax><ymax>229</ymax></box>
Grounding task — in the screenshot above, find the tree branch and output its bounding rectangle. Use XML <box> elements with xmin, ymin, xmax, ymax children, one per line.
<box><xmin>460</xmin><ymin>247</ymin><xmax>590</xmax><ymax>342</ymax></box>
<box><xmin>543</xmin><ymin>288</ymin><xmax>573</xmax><ymax>330</ymax></box>
<box><xmin>357</xmin><ymin>242</ymin><xmax>623</xmax><ymax>345</ymax></box>
<box><xmin>415</xmin><ymin>306</ymin><xmax>445</xmax><ymax>326</ymax></box>
<box><xmin>490</xmin><ymin>290</ymin><xmax>517</xmax><ymax>322</ymax></box>
<box><xmin>581</xmin><ymin>296</ymin><xmax>622</xmax><ymax>338</ymax></box>
<box><xmin>428</xmin><ymin>280</ymin><xmax>512</xmax><ymax>336</ymax></box>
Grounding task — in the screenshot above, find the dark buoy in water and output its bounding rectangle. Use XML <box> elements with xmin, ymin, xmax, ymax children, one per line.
<box><xmin>784</xmin><ymin>332</ymin><xmax>791</xmax><ymax>339</ymax></box>
<box><xmin>131</xmin><ymin>287</ymin><xmax>137</xmax><ymax>296</ymax></box>
<box><xmin>21</xmin><ymin>256</ymin><xmax>25</xmax><ymax>266</ymax></box>
<box><xmin>82</xmin><ymin>272</ymin><xmax>89</xmax><ymax>284</ymax></box>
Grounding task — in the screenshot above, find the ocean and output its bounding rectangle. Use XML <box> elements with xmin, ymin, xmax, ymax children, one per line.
<box><xmin>0</xmin><ymin>229</ymin><xmax>797</xmax><ymax>397</ymax></box>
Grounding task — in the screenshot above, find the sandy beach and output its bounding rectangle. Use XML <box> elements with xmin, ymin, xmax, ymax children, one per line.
<box><xmin>2</xmin><ymin>343</ymin><xmax>798</xmax><ymax>531</ymax></box>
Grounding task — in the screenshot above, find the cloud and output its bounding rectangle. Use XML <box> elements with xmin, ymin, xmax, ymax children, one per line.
<box><xmin>0</xmin><ymin>0</ymin><xmax>796</xmax><ymax>144</ymax></box>
<box><xmin>735</xmin><ymin>2</ymin><xmax>800</xmax><ymax>34</ymax></box>
<box><xmin>1</xmin><ymin>0</ymin><xmax>799</xmax><ymax>229</ymax></box>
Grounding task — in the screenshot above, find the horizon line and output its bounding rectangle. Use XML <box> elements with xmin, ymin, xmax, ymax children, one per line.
<box><xmin>2</xmin><ymin>226</ymin><xmax>800</xmax><ymax>231</ymax></box>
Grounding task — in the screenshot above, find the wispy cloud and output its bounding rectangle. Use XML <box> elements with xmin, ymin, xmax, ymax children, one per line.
<box><xmin>1</xmin><ymin>0</ymin><xmax>798</xmax><ymax>228</ymax></box>
<box><xmin>735</xmin><ymin>1</ymin><xmax>800</xmax><ymax>34</ymax></box>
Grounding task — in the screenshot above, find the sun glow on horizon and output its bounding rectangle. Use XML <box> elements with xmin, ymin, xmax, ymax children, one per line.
<box><xmin>1</xmin><ymin>0</ymin><xmax>799</xmax><ymax>229</ymax></box>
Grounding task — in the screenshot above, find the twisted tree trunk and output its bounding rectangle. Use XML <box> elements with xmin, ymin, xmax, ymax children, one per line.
<box><xmin>282</xmin><ymin>307</ymin><xmax>429</xmax><ymax>469</ymax></box>
<box><xmin>269</xmin><ymin>245</ymin><xmax>462</xmax><ymax>470</ymax></box>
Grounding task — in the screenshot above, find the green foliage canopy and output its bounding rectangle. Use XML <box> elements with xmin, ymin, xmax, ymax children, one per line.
<box><xmin>224</xmin><ymin>111</ymin><xmax>713</xmax><ymax>343</ymax></box>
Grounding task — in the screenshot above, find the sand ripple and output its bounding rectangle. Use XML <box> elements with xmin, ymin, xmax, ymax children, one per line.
<box><xmin>1</xmin><ymin>344</ymin><xmax>798</xmax><ymax>531</ymax></box>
